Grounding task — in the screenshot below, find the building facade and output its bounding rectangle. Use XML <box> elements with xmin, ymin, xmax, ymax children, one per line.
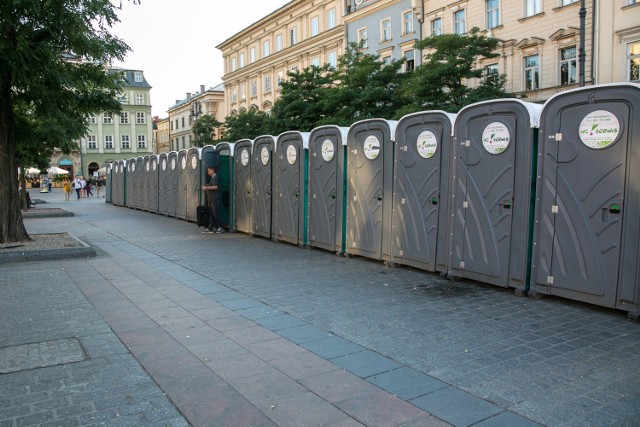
<box><xmin>167</xmin><ymin>84</ymin><xmax>226</xmax><ymax>152</ymax></box>
<box><xmin>216</xmin><ymin>0</ymin><xmax>345</xmax><ymax>115</ymax></box>
<box><xmin>51</xmin><ymin>69</ymin><xmax>153</xmax><ymax>177</ymax></box>
<box><xmin>345</xmin><ymin>0</ymin><xmax>422</xmax><ymax>71</ymax></box>
<box><xmin>154</xmin><ymin>117</ymin><xmax>170</xmax><ymax>154</ymax></box>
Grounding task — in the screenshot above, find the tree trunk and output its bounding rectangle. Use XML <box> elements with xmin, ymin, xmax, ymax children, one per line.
<box><xmin>0</xmin><ymin>82</ymin><xmax>30</xmax><ymax>243</ymax></box>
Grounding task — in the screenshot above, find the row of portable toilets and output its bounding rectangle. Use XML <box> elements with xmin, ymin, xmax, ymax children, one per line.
<box><xmin>106</xmin><ymin>83</ymin><xmax>640</xmax><ymax>316</ymax></box>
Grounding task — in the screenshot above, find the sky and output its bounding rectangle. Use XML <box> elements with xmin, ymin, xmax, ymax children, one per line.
<box><xmin>111</xmin><ymin>0</ymin><xmax>290</xmax><ymax>118</ymax></box>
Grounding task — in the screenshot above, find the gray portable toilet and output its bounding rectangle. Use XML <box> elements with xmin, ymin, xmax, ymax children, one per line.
<box><xmin>216</xmin><ymin>142</ymin><xmax>235</xmax><ymax>230</ymax></box>
<box><xmin>448</xmin><ymin>99</ymin><xmax>542</xmax><ymax>291</ymax></box>
<box><xmin>116</xmin><ymin>159</ymin><xmax>126</xmax><ymax>207</ymax></box>
<box><xmin>531</xmin><ymin>83</ymin><xmax>640</xmax><ymax>315</ymax></box>
<box><xmin>308</xmin><ymin>126</ymin><xmax>349</xmax><ymax>254</ymax></box>
<box><xmin>126</xmin><ymin>157</ymin><xmax>137</xmax><ymax>209</ymax></box>
<box><xmin>148</xmin><ymin>155</ymin><xmax>159</xmax><ymax>213</ymax></box>
<box><xmin>135</xmin><ymin>156</ymin><xmax>144</xmax><ymax>209</ymax></box>
<box><xmin>251</xmin><ymin>135</ymin><xmax>276</xmax><ymax>238</ymax></box>
<box><xmin>166</xmin><ymin>151</ymin><xmax>179</xmax><ymax>217</ymax></box>
<box><xmin>105</xmin><ymin>162</ymin><xmax>112</xmax><ymax>203</ymax></box>
<box><xmin>391</xmin><ymin>111</ymin><xmax>456</xmax><ymax>273</ymax></box>
<box><xmin>185</xmin><ymin>147</ymin><xmax>202</xmax><ymax>223</ymax></box>
<box><xmin>272</xmin><ymin>131</ymin><xmax>309</xmax><ymax>246</ymax></box>
<box><xmin>158</xmin><ymin>153</ymin><xmax>170</xmax><ymax>215</ymax></box>
<box><xmin>175</xmin><ymin>149</ymin><xmax>189</xmax><ymax>219</ymax></box>
<box><xmin>233</xmin><ymin>139</ymin><xmax>253</xmax><ymax>234</ymax></box>
<box><xmin>141</xmin><ymin>156</ymin><xmax>150</xmax><ymax>211</ymax></box>
<box><xmin>346</xmin><ymin>119</ymin><xmax>398</xmax><ymax>261</ymax></box>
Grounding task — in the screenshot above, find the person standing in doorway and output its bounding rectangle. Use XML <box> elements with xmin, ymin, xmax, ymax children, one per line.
<box><xmin>201</xmin><ymin>165</ymin><xmax>223</xmax><ymax>233</ymax></box>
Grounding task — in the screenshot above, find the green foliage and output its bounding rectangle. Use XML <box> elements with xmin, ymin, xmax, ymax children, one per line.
<box><xmin>223</xmin><ymin>108</ymin><xmax>273</xmax><ymax>141</ymax></box>
<box><xmin>192</xmin><ymin>114</ymin><xmax>221</xmax><ymax>147</ymax></box>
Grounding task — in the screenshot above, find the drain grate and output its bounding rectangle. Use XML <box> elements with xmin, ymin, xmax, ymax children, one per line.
<box><xmin>0</xmin><ymin>338</ymin><xmax>88</xmax><ymax>374</ymax></box>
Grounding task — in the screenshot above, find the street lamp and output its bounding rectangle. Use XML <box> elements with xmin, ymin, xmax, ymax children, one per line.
<box><xmin>190</xmin><ymin>100</ymin><xmax>202</xmax><ymax>147</ymax></box>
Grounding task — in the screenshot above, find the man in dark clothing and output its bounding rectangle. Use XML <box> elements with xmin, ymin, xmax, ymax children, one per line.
<box><xmin>202</xmin><ymin>165</ymin><xmax>223</xmax><ymax>233</ymax></box>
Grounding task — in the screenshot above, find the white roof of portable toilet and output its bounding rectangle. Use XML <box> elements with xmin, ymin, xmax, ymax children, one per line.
<box><xmin>455</xmin><ymin>99</ymin><xmax>543</xmax><ymax>133</ymax></box>
<box><xmin>277</xmin><ymin>131</ymin><xmax>310</xmax><ymax>149</ymax></box>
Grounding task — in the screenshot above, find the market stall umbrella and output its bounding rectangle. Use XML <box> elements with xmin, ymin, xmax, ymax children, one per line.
<box><xmin>25</xmin><ymin>167</ymin><xmax>41</xmax><ymax>175</ymax></box>
<box><xmin>47</xmin><ymin>166</ymin><xmax>69</xmax><ymax>175</ymax></box>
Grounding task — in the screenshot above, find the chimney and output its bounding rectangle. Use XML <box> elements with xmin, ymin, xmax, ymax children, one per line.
<box><xmin>200</xmin><ymin>85</ymin><xmax>206</xmax><ymax>93</ymax></box>
<box><xmin>186</xmin><ymin>92</ymin><xmax>192</xmax><ymax>99</ymax></box>
<box><xmin>175</xmin><ymin>100</ymin><xmax>180</xmax><ymax>104</ymax></box>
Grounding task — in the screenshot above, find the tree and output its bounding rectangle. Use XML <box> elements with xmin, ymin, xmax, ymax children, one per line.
<box><xmin>398</xmin><ymin>27</ymin><xmax>510</xmax><ymax>114</ymax></box>
<box><xmin>269</xmin><ymin>64</ymin><xmax>334</xmax><ymax>134</ymax></box>
<box><xmin>223</xmin><ymin>108</ymin><xmax>273</xmax><ymax>142</ymax></box>
<box><xmin>0</xmin><ymin>0</ymin><xmax>131</xmax><ymax>243</ymax></box>
<box><xmin>192</xmin><ymin>114</ymin><xmax>221</xmax><ymax>147</ymax></box>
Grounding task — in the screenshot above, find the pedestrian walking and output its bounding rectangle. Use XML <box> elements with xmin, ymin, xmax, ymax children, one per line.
<box><xmin>80</xmin><ymin>176</ymin><xmax>86</xmax><ymax>198</ymax></box>
<box><xmin>96</xmin><ymin>177</ymin><xmax>103</xmax><ymax>198</ymax></box>
<box><xmin>73</xmin><ymin>176</ymin><xmax>82</xmax><ymax>200</ymax></box>
<box><xmin>201</xmin><ymin>165</ymin><xmax>223</xmax><ymax>233</ymax></box>
<box><xmin>62</xmin><ymin>178</ymin><xmax>72</xmax><ymax>201</ymax></box>
<box><xmin>86</xmin><ymin>179</ymin><xmax>93</xmax><ymax>197</ymax></box>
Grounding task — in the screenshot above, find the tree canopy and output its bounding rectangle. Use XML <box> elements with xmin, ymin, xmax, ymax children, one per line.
<box><xmin>0</xmin><ymin>0</ymin><xmax>131</xmax><ymax>242</ymax></box>
<box><xmin>192</xmin><ymin>114</ymin><xmax>222</xmax><ymax>147</ymax></box>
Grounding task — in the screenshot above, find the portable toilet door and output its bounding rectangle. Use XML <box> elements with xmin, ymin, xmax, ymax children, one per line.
<box><xmin>346</xmin><ymin>119</ymin><xmax>398</xmax><ymax>261</ymax></box>
<box><xmin>149</xmin><ymin>155</ymin><xmax>159</xmax><ymax>214</ymax></box>
<box><xmin>141</xmin><ymin>156</ymin><xmax>150</xmax><ymax>211</ymax></box>
<box><xmin>308</xmin><ymin>126</ymin><xmax>349</xmax><ymax>254</ymax></box>
<box><xmin>252</xmin><ymin>135</ymin><xmax>275</xmax><ymax>238</ymax></box>
<box><xmin>233</xmin><ymin>139</ymin><xmax>253</xmax><ymax>234</ymax></box>
<box><xmin>114</xmin><ymin>160</ymin><xmax>125</xmax><ymax>206</ymax></box>
<box><xmin>448</xmin><ymin>99</ymin><xmax>542</xmax><ymax>290</ymax></box>
<box><xmin>105</xmin><ymin>163</ymin><xmax>112</xmax><ymax>203</ymax></box>
<box><xmin>391</xmin><ymin>111</ymin><xmax>456</xmax><ymax>273</ymax></box>
<box><xmin>185</xmin><ymin>147</ymin><xmax>202</xmax><ymax>223</ymax></box>
<box><xmin>216</xmin><ymin>142</ymin><xmax>235</xmax><ymax>230</ymax></box>
<box><xmin>163</xmin><ymin>152</ymin><xmax>178</xmax><ymax>217</ymax></box>
<box><xmin>135</xmin><ymin>156</ymin><xmax>144</xmax><ymax>210</ymax></box>
<box><xmin>126</xmin><ymin>158</ymin><xmax>137</xmax><ymax>209</ymax></box>
<box><xmin>158</xmin><ymin>153</ymin><xmax>170</xmax><ymax>215</ymax></box>
<box><xmin>175</xmin><ymin>150</ymin><xmax>188</xmax><ymax>219</ymax></box>
<box><xmin>531</xmin><ymin>83</ymin><xmax>640</xmax><ymax>314</ymax></box>
<box><xmin>273</xmin><ymin>131</ymin><xmax>309</xmax><ymax>246</ymax></box>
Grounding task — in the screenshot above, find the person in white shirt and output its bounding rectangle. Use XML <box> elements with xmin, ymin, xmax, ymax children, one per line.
<box><xmin>73</xmin><ymin>176</ymin><xmax>82</xmax><ymax>200</ymax></box>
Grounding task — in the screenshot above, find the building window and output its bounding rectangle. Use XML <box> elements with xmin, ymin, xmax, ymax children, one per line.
<box><xmin>134</xmin><ymin>71</ymin><xmax>143</xmax><ymax>82</ymax></box>
<box><xmin>290</xmin><ymin>27</ymin><xmax>297</xmax><ymax>46</ymax></box>
<box><xmin>311</xmin><ymin>16</ymin><xmax>319</xmax><ymax>36</ymax></box>
<box><xmin>250</xmin><ymin>80</ymin><xmax>257</xmax><ymax>98</ymax></box>
<box><xmin>240</xmin><ymin>84</ymin><xmax>246</xmax><ymax>100</ymax></box>
<box><xmin>328</xmin><ymin>51</ymin><xmax>338</xmax><ymax>68</ymax></box>
<box><xmin>231</xmin><ymin>57</ymin><xmax>237</xmax><ymax>72</ymax></box>
<box><xmin>432</xmin><ymin>18</ymin><xmax>442</xmax><ymax>36</ymax></box>
<box><xmin>119</xmin><ymin>93</ymin><xmax>128</xmax><ymax>104</ymax></box>
<box><xmin>239</xmin><ymin>52</ymin><xmax>245</xmax><ymax>68</ymax></box>
<box><xmin>137</xmin><ymin>135</ymin><xmax>146</xmax><ymax>149</ymax></box>
<box><xmin>454</xmin><ymin>10</ymin><xmax>466</xmax><ymax>34</ymax></box>
<box><xmin>175</xmin><ymin>119</ymin><xmax>178</xmax><ymax>129</ymax></box>
<box><xmin>525</xmin><ymin>0</ymin><xmax>542</xmax><ymax>17</ymax></box>
<box><xmin>250</xmin><ymin>47</ymin><xmax>256</xmax><ymax>64</ymax></box>
<box><xmin>560</xmin><ymin>0</ymin><xmax>578</xmax><ymax>5</ymax></box>
<box><xmin>311</xmin><ymin>57</ymin><xmax>321</xmax><ymax>67</ymax></box>
<box><xmin>403</xmin><ymin>11</ymin><xmax>414</xmax><ymax>34</ymax></box>
<box><xmin>181</xmin><ymin>116</ymin><xmax>185</xmax><ymax>128</ymax></box>
<box><xmin>358</xmin><ymin>27</ymin><xmax>368</xmax><ymax>48</ymax></box>
<box><xmin>524</xmin><ymin>54</ymin><xmax>540</xmax><ymax>91</ymax></box>
<box><xmin>121</xmin><ymin>135</ymin><xmax>130</xmax><ymax>149</ymax></box>
<box><xmin>135</xmin><ymin>94</ymin><xmax>144</xmax><ymax>105</ymax></box>
<box><xmin>382</xmin><ymin>56</ymin><xmax>392</xmax><ymax>65</ymax></box>
<box><xmin>170</xmin><ymin>121</ymin><xmax>173</xmax><ymax>131</ymax></box>
<box><xmin>381</xmin><ymin>19</ymin><xmax>391</xmax><ymax>42</ymax></box>
<box><xmin>327</xmin><ymin>8</ymin><xmax>336</xmax><ymax>29</ymax></box>
<box><xmin>137</xmin><ymin>112</ymin><xmax>146</xmax><ymax>124</ymax></box>
<box><xmin>231</xmin><ymin>88</ymin><xmax>238</xmax><ymax>103</ymax></box>
<box><xmin>103</xmin><ymin>113</ymin><xmax>113</xmax><ymax>124</ymax></box>
<box><xmin>264</xmin><ymin>76</ymin><xmax>272</xmax><ymax>93</ymax></box>
<box><xmin>263</xmin><ymin>40</ymin><xmax>270</xmax><ymax>57</ymax></box>
<box><xmin>485</xmin><ymin>63</ymin><xmax>499</xmax><ymax>75</ymax></box>
<box><xmin>182</xmin><ymin>136</ymin><xmax>185</xmax><ymax>149</ymax></box>
<box><xmin>627</xmin><ymin>41</ymin><xmax>640</xmax><ymax>81</ymax></box>
<box><xmin>277</xmin><ymin>71</ymin><xmax>285</xmax><ymax>86</ymax></box>
<box><xmin>276</xmin><ymin>34</ymin><xmax>283</xmax><ymax>52</ymax></box>
<box><xmin>404</xmin><ymin>50</ymin><xmax>415</xmax><ymax>72</ymax></box>
<box><xmin>487</xmin><ymin>0</ymin><xmax>500</xmax><ymax>29</ymax></box>
<box><xmin>88</xmin><ymin>115</ymin><xmax>97</xmax><ymax>124</ymax></box>
<box><xmin>87</xmin><ymin>135</ymin><xmax>97</xmax><ymax>149</ymax></box>
<box><xmin>105</xmin><ymin>135</ymin><xmax>113</xmax><ymax>149</ymax></box>
<box><xmin>560</xmin><ymin>46</ymin><xmax>577</xmax><ymax>85</ymax></box>
<box><xmin>120</xmin><ymin>112</ymin><xmax>129</xmax><ymax>124</ymax></box>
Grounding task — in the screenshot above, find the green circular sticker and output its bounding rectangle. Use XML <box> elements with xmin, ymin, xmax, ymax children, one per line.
<box><xmin>579</xmin><ymin>110</ymin><xmax>620</xmax><ymax>149</ymax></box>
<box><xmin>417</xmin><ymin>131</ymin><xmax>438</xmax><ymax>159</ymax></box>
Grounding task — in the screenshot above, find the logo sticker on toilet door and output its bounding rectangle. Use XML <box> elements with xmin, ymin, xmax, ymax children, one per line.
<box><xmin>417</xmin><ymin>131</ymin><xmax>438</xmax><ymax>159</ymax></box>
<box><xmin>364</xmin><ymin>135</ymin><xmax>381</xmax><ymax>160</ymax></box>
<box><xmin>579</xmin><ymin>110</ymin><xmax>620</xmax><ymax>149</ymax></box>
<box><xmin>260</xmin><ymin>146</ymin><xmax>270</xmax><ymax>165</ymax></box>
<box><xmin>161</xmin><ymin>159</ymin><xmax>166</xmax><ymax>171</ymax></box>
<box><xmin>321</xmin><ymin>139</ymin><xmax>335</xmax><ymax>162</ymax></box>
<box><xmin>482</xmin><ymin>122</ymin><xmax>511</xmax><ymax>154</ymax></box>
<box><xmin>286</xmin><ymin>145</ymin><xmax>297</xmax><ymax>165</ymax></box>
<box><xmin>241</xmin><ymin>148</ymin><xmax>249</xmax><ymax>166</ymax></box>
<box><xmin>191</xmin><ymin>156</ymin><xmax>197</xmax><ymax>169</ymax></box>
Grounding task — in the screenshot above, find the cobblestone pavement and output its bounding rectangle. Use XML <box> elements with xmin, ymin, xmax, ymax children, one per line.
<box><xmin>5</xmin><ymin>191</ymin><xmax>640</xmax><ymax>426</ymax></box>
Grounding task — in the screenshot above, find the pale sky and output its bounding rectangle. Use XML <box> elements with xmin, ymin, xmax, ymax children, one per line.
<box><xmin>112</xmin><ymin>0</ymin><xmax>290</xmax><ymax>118</ymax></box>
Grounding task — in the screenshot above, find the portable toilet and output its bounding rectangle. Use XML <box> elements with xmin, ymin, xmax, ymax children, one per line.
<box><xmin>216</xmin><ymin>142</ymin><xmax>235</xmax><ymax>230</ymax></box>
<box><xmin>391</xmin><ymin>111</ymin><xmax>457</xmax><ymax>273</ymax></box>
<box><xmin>166</xmin><ymin>151</ymin><xmax>179</xmax><ymax>217</ymax></box>
<box><xmin>158</xmin><ymin>153</ymin><xmax>170</xmax><ymax>216</ymax></box>
<box><xmin>200</xmin><ymin>145</ymin><xmax>220</xmax><ymax>224</ymax></box>
<box><xmin>233</xmin><ymin>139</ymin><xmax>253</xmax><ymax>234</ymax></box>
<box><xmin>141</xmin><ymin>156</ymin><xmax>150</xmax><ymax>211</ymax></box>
<box><xmin>185</xmin><ymin>147</ymin><xmax>202</xmax><ymax>223</ymax></box>
<box><xmin>105</xmin><ymin>162</ymin><xmax>113</xmax><ymax>203</ymax></box>
<box><xmin>272</xmin><ymin>131</ymin><xmax>309</xmax><ymax>246</ymax></box>
<box><xmin>125</xmin><ymin>157</ymin><xmax>136</xmax><ymax>209</ymax></box>
<box><xmin>308</xmin><ymin>126</ymin><xmax>349</xmax><ymax>254</ymax></box>
<box><xmin>113</xmin><ymin>159</ymin><xmax>125</xmax><ymax>207</ymax></box>
<box><xmin>135</xmin><ymin>156</ymin><xmax>144</xmax><ymax>209</ymax></box>
<box><xmin>531</xmin><ymin>83</ymin><xmax>640</xmax><ymax>315</ymax></box>
<box><xmin>148</xmin><ymin>155</ymin><xmax>159</xmax><ymax>213</ymax></box>
<box><xmin>346</xmin><ymin>119</ymin><xmax>398</xmax><ymax>261</ymax></box>
<box><xmin>175</xmin><ymin>149</ymin><xmax>189</xmax><ymax>219</ymax></box>
<box><xmin>251</xmin><ymin>135</ymin><xmax>276</xmax><ymax>239</ymax></box>
<box><xmin>448</xmin><ymin>99</ymin><xmax>542</xmax><ymax>291</ymax></box>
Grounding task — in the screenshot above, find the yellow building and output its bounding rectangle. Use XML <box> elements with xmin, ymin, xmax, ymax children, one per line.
<box><xmin>216</xmin><ymin>0</ymin><xmax>345</xmax><ymax>115</ymax></box>
<box><xmin>154</xmin><ymin>117</ymin><xmax>170</xmax><ymax>154</ymax></box>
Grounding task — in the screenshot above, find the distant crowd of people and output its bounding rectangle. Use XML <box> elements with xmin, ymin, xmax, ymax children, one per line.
<box><xmin>62</xmin><ymin>176</ymin><xmax>106</xmax><ymax>201</ymax></box>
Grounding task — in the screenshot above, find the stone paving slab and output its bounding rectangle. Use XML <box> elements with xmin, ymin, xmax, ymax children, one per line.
<box><xmin>0</xmin><ymin>338</ymin><xmax>87</xmax><ymax>374</ymax></box>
